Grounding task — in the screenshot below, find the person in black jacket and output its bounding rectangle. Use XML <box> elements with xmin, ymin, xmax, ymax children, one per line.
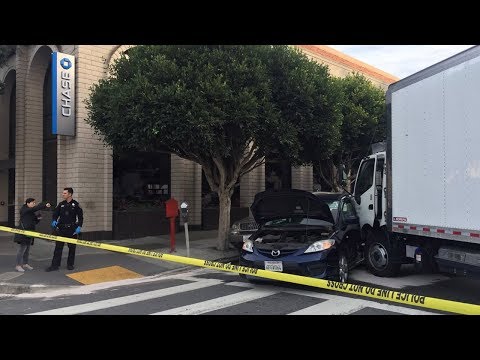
<box><xmin>14</xmin><ymin>198</ymin><xmax>51</xmax><ymax>272</ymax></box>
<box><xmin>46</xmin><ymin>187</ymin><xmax>84</xmax><ymax>271</ymax></box>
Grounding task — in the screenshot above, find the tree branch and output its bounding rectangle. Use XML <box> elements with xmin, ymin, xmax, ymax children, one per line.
<box><xmin>239</xmin><ymin>142</ymin><xmax>256</xmax><ymax>169</ymax></box>
<box><xmin>240</xmin><ymin>157</ymin><xmax>265</xmax><ymax>177</ymax></box>
<box><xmin>212</xmin><ymin>157</ymin><xmax>227</xmax><ymax>191</ymax></box>
<box><xmin>175</xmin><ymin>144</ymin><xmax>204</xmax><ymax>165</ymax></box>
<box><xmin>239</xmin><ymin>150</ymin><xmax>264</xmax><ymax>178</ymax></box>
<box><xmin>203</xmin><ymin>163</ymin><xmax>219</xmax><ymax>192</ymax></box>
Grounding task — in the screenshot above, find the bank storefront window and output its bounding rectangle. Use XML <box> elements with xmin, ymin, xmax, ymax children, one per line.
<box><xmin>113</xmin><ymin>151</ymin><xmax>171</xmax><ymax>210</ymax></box>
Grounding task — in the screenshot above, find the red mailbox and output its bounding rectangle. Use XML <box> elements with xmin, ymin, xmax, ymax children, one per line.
<box><xmin>165</xmin><ymin>198</ymin><xmax>179</xmax><ymax>218</ymax></box>
<box><xmin>165</xmin><ymin>198</ymin><xmax>179</xmax><ymax>252</ymax></box>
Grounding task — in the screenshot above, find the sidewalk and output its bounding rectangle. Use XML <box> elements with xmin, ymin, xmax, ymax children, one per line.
<box><xmin>0</xmin><ymin>229</ymin><xmax>239</xmax><ymax>294</ymax></box>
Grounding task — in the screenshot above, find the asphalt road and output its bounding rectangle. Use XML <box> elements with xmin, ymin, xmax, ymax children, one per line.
<box><xmin>0</xmin><ymin>266</ymin><xmax>463</xmax><ymax>315</ymax></box>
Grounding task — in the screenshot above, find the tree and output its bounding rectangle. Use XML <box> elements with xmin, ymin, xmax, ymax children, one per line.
<box><xmin>313</xmin><ymin>73</ymin><xmax>386</xmax><ymax>192</ymax></box>
<box><xmin>0</xmin><ymin>45</ymin><xmax>16</xmax><ymax>94</ymax></box>
<box><xmin>86</xmin><ymin>45</ymin><xmax>341</xmax><ymax>250</ymax></box>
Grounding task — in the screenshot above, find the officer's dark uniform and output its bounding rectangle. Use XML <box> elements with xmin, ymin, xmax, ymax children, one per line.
<box><xmin>49</xmin><ymin>199</ymin><xmax>84</xmax><ymax>270</ymax></box>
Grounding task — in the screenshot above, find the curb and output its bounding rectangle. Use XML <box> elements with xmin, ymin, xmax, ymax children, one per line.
<box><xmin>0</xmin><ymin>282</ymin><xmax>76</xmax><ymax>295</ymax></box>
<box><xmin>0</xmin><ymin>254</ymin><xmax>240</xmax><ymax>295</ymax></box>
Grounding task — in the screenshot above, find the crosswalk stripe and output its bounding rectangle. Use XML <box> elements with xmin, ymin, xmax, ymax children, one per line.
<box><xmin>28</xmin><ymin>278</ymin><xmax>224</xmax><ymax>315</ymax></box>
<box><xmin>285</xmin><ymin>289</ymin><xmax>437</xmax><ymax>315</ymax></box>
<box><xmin>24</xmin><ymin>270</ymin><xmax>440</xmax><ymax>315</ymax></box>
<box><xmin>151</xmin><ymin>288</ymin><xmax>279</xmax><ymax>315</ymax></box>
<box><xmin>226</xmin><ymin>281</ymin><xmax>437</xmax><ymax>315</ymax></box>
<box><xmin>289</xmin><ymin>298</ymin><xmax>365</xmax><ymax>315</ymax></box>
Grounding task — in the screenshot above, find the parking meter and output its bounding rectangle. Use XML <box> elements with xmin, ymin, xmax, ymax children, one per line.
<box><xmin>180</xmin><ymin>202</ymin><xmax>189</xmax><ymax>224</ymax></box>
<box><xmin>180</xmin><ymin>201</ymin><xmax>190</xmax><ymax>257</ymax></box>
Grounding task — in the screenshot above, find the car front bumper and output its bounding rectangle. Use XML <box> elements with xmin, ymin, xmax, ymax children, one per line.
<box><xmin>239</xmin><ymin>248</ymin><xmax>338</xmax><ymax>279</ymax></box>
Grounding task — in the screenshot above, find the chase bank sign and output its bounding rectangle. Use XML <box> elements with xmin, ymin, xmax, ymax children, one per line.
<box><xmin>52</xmin><ymin>52</ymin><xmax>75</xmax><ymax>136</ymax></box>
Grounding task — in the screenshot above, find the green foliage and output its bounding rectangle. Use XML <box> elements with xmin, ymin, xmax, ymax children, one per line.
<box><xmin>86</xmin><ymin>45</ymin><xmax>340</xmax><ymax>184</ymax></box>
<box><xmin>314</xmin><ymin>73</ymin><xmax>386</xmax><ymax>191</ymax></box>
<box><xmin>88</xmin><ymin>46</ymin><xmax>279</xmax><ymax>161</ymax></box>
<box><xmin>337</xmin><ymin>73</ymin><xmax>386</xmax><ymax>156</ymax></box>
<box><xmin>261</xmin><ymin>46</ymin><xmax>343</xmax><ymax>165</ymax></box>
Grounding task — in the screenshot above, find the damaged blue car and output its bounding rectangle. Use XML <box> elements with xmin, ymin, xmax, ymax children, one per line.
<box><xmin>239</xmin><ymin>189</ymin><xmax>362</xmax><ymax>282</ymax></box>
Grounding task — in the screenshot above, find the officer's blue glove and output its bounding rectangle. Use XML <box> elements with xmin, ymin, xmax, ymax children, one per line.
<box><xmin>51</xmin><ymin>220</ymin><xmax>58</xmax><ymax>228</ymax></box>
<box><xmin>74</xmin><ymin>226</ymin><xmax>81</xmax><ymax>235</ymax></box>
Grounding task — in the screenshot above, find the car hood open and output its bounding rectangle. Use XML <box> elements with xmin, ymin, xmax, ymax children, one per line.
<box><xmin>250</xmin><ymin>189</ymin><xmax>335</xmax><ymax>225</ymax></box>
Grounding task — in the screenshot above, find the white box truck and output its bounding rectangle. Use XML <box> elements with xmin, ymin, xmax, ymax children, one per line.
<box><xmin>351</xmin><ymin>45</ymin><xmax>480</xmax><ymax>278</ymax></box>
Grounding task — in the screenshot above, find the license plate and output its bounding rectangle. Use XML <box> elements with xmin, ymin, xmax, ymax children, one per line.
<box><xmin>265</xmin><ymin>261</ymin><xmax>283</xmax><ymax>272</ymax></box>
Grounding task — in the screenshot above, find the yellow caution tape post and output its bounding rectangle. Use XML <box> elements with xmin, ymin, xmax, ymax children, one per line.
<box><xmin>1</xmin><ymin>225</ymin><xmax>479</xmax><ymax>315</ymax></box>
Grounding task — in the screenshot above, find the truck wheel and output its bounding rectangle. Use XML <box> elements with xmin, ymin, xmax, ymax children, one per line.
<box><xmin>365</xmin><ymin>231</ymin><xmax>401</xmax><ymax>277</ymax></box>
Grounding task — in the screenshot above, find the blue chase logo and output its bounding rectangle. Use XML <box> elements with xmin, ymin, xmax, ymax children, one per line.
<box><xmin>60</xmin><ymin>58</ymin><xmax>72</xmax><ymax>70</ymax></box>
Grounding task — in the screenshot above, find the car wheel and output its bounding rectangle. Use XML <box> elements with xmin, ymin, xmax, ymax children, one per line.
<box><xmin>337</xmin><ymin>251</ymin><xmax>349</xmax><ymax>283</ymax></box>
<box><xmin>365</xmin><ymin>230</ymin><xmax>401</xmax><ymax>277</ymax></box>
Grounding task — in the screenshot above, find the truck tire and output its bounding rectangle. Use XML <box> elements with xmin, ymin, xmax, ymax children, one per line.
<box><xmin>365</xmin><ymin>230</ymin><xmax>401</xmax><ymax>277</ymax></box>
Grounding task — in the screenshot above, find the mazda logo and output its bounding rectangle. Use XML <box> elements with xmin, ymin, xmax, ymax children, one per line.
<box><xmin>271</xmin><ymin>249</ymin><xmax>280</xmax><ymax>257</ymax></box>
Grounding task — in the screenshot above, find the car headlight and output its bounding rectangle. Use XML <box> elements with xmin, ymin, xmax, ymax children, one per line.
<box><xmin>304</xmin><ymin>239</ymin><xmax>335</xmax><ymax>253</ymax></box>
<box><xmin>242</xmin><ymin>240</ymin><xmax>254</xmax><ymax>252</ymax></box>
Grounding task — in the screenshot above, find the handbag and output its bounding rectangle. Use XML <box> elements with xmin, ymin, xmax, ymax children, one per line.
<box><xmin>14</xmin><ymin>220</ymin><xmax>34</xmax><ymax>245</ymax></box>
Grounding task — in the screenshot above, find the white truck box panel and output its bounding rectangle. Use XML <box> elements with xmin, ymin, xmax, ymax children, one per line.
<box><xmin>391</xmin><ymin>56</ymin><xmax>480</xmax><ymax>232</ymax></box>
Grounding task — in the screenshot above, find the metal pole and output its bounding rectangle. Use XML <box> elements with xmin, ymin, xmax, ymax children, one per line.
<box><xmin>169</xmin><ymin>217</ymin><xmax>176</xmax><ymax>253</ymax></box>
<box><xmin>184</xmin><ymin>222</ymin><xmax>190</xmax><ymax>257</ymax></box>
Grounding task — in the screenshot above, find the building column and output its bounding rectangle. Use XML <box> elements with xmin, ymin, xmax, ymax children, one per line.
<box><xmin>23</xmin><ymin>57</ymin><xmax>45</xmax><ymax>203</ymax></box>
<box><xmin>0</xmin><ymin>67</ymin><xmax>15</xmax><ymax>224</ymax></box>
<box><xmin>55</xmin><ymin>45</ymin><xmax>114</xmax><ymax>240</ymax></box>
<box><xmin>170</xmin><ymin>154</ymin><xmax>202</xmax><ymax>227</ymax></box>
<box><xmin>291</xmin><ymin>165</ymin><xmax>313</xmax><ymax>191</ymax></box>
<box><xmin>240</xmin><ymin>163</ymin><xmax>265</xmax><ymax>209</ymax></box>
<box><xmin>14</xmin><ymin>46</ymin><xmax>28</xmax><ymax>224</ymax></box>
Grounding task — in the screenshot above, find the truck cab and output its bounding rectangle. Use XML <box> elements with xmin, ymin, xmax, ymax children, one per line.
<box><xmin>350</xmin><ymin>147</ymin><xmax>403</xmax><ymax>277</ymax></box>
<box><xmin>353</xmin><ymin>151</ymin><xmax>386</xmax><ymax>231</ymax></box>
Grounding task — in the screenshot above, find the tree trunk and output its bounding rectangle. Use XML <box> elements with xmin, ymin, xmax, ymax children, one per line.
<box><xmin>330</xmin><ymin>163</ymin><xmax>339</xmax><ymax>192</ymax></box>
<box><xmin>345</xmin><ymin>159</ymin><xmax>356</xmax><ymax>193</ymax></box>
<box><xmin>217</xmin><ymin>190</ymin><xmax>232</xmax><ymax>251</ymax></box>
<box><xmin>346</xmin><ymin>168</ymin><xmax>352</xmax><ymax>193</ymax></box>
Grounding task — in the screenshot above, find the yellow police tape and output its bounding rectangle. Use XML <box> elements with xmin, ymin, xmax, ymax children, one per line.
<box><xmin>1</xmin><ymin>225</ymin><xmax>479</xmax><ymax>314</ymax></box>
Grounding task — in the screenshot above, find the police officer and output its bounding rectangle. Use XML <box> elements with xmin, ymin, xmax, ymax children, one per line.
<box><xmin>46</xmin><ymin>187</ymin><xmax>84</xmax><ymax>271</ymax></box>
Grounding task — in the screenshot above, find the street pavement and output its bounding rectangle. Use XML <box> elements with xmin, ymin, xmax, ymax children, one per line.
<box><xmin>0</xmin><ymin>268</ymin><xmax>440</xmax><ymax>315</ymax></box>
<box><xmin>0</xmin><ymin>228</ymin><xmax>239</xmax><ymax>295</ymax></box>
<box><xmin>3</xmin><ymin>227</ymin><xmax>480</xmax><ymax>313</ymax></box>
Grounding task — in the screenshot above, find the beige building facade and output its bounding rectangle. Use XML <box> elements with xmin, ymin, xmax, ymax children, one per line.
<box><xmin>0</xmin><ymin>45</ymin><xmax>398</xmax><ymax>240</ymax></box>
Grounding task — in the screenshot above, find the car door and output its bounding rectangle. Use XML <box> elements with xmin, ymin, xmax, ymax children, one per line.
<box><xmin>353</xmin><ymin>158</ymin><xmax>376</xmax><ymax>228</ymax></box>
